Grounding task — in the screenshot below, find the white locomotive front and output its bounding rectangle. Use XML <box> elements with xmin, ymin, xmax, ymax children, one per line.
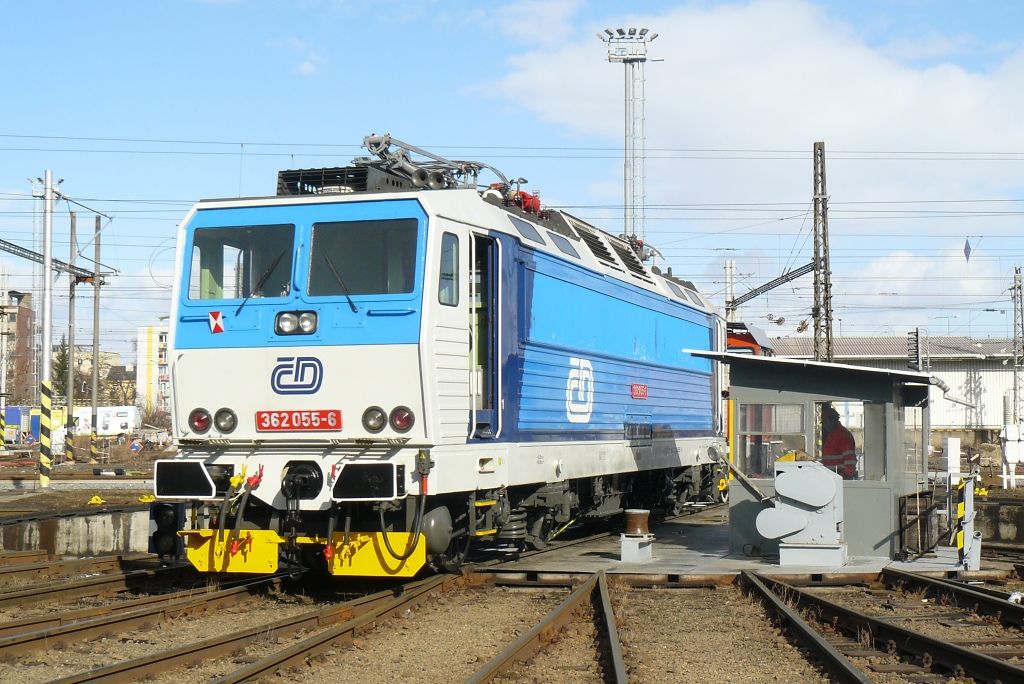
<box><xmin>152</xmin><ymin>136</ymin><xmax>727</xmax><ymax>577</ymax></box>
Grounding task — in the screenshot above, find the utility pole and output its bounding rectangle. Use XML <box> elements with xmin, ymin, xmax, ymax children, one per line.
<box><xmin>0</xmin><ymin>273</ymin><xmax>6</xmax><ymax>450</ymax></box>
<box><xmin>90</xmin><ymin>215</ymin><xmax>101</xmax><ymax>464</ymax></box>
<box><xmin>65</xmin><ymin>212</ymin><xmax>77</xmax><ymax>463</ymax></box>
<box><xmin>812</xmin><ymin>141</ymin><xmax>834</xmax><ymax>361</ymax></box>
<box><xmin>1013</xmin><ymin>266</ymin><xmax>1023</xmax><ymax>424</ymax></box>
<box><xmin>599</xmin><ymin>27</ymin><xmax>657</xmax><ymax>241</ymax></box>
<box><xmin>39</xmin><ymin>170</ymin><xmax>55</xmax><ymax>487</ymax></box>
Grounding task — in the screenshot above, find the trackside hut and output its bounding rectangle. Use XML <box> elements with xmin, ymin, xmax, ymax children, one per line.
<box><xmin>696</xmin><ymin>352</ymin><xmax>939</xmax><ymax>559</ymax></box>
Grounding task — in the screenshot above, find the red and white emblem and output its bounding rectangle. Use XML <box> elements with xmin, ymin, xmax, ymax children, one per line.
<box><xmin>208</xmin><ymin>311</ymin><xmax>225</xmax><ymax>334</ymax></box>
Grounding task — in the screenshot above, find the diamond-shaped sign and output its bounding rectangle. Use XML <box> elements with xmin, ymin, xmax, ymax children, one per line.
<box><xmin>964</xmin><ymin>238</ymin><xmax>972</xmax><ymax>262</ymax></box>
<box><xmin>209</xmin><ymin>311</ymin><xmax>225</xmax><ymax>334</ymax></box>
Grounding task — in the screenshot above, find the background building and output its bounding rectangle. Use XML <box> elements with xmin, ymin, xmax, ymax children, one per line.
<box><xmin>2</xmin><ymin>291</ymin><xmax>36</xmax><ymax>406</ymax></box>
<box><xmin>136</xmin><ymin>318</ymin><xmax>169</xmax><ymax>414</ymax></box>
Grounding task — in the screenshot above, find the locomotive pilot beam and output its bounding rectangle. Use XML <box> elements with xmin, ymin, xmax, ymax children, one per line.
<box><xmin>154</xmin><ymin>134</ymin><xmax>727</xmax><ymax>578</ymax></box>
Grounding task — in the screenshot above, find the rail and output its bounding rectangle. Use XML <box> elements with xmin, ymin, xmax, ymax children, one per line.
<box><xmin>464</xmin><ymin>571</ymin><xmax>627</xmax><ymax>684</ymax></box>
<box><xmin>50</xmin><ymin>571</ymin><xmax>481</xmax><ymax>683</ymax></box>
<box><xmin>739</xmin><ymin>571</ymin><xmax>871</xmax><ymax>683</ymax></box>
<box><xmin>0</xmin><ymin>553</ymin><xmax>153</xmax><ymax>583</ymax></box>
<box><xmin>0</xmin><ymin>564</ymin><xmax>187</xmax><ymax>610</ymax></box>
<box><xmin>0</xmin><ymin>575</ymin><xmax>283</xmax><ymax>658</ymax></box>
<box><xmin>754</xmin><ymin>572</ymin><xmax>1024</xmax><ymax>683</ymax></box>
<box><xmin>882</xmin><ymin>567</ymin><xmax>1024</xmax><ymax>628</ymax></box>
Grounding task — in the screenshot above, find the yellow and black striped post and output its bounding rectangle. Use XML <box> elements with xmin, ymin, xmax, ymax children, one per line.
<box><xmin>39</xmin><ymin>381</ymin><xmax>52</xmax><ymax>488</ymax></box>
<box><xmin>955</xmin><ymin>481</ymin><xmax>965</xmax><ymax>563</ymax></box>
<box><xmin>0</xmin><ymin>409</ymin><xmax>6</xmax><ymax>451</ymax></box>
<box><xmin>90</xmin><ymin>411</ymin><xmax>99</xmax><ymax>464</ymax></box>
<box><xmin>64</xmin><ymin>411</ymin><xmax>75</xmax><ymax>464</ymax></box>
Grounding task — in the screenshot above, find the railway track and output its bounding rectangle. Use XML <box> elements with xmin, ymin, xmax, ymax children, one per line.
<box><xmin>744</xmin><ymin>569</ymin><xmax>1024</xmax><ymax>683</ymax></box>
<box><xmin>0</xmin><ymin>502</ymin><xmax>920</xmax><ymax>683</ymax></box>
<box><xmin>0</xmin><ymin>574</ymin><xmax>286</xmax><ymax>659</ymax></box>
<box><xmin>0</xmin><ymin>563</ymin><xmax>189</xmax><ymax>610</ymax></box>
<box><xmin>47</xmin><ymin>571</ymin><xmax>484</xmax><ymax>683</ymax></box>
<box><xmin>8</xmin><ymin>559</ymin><xmax>1017</xmax><ymax>682</ymax></box>
<box><xmin>0</xmin><ymin>502</ymin><xmax>739</xmax><ymax>683</ymax></box>
<box><xmin>463</xmin><ymin>571</ymin><xmax>626</xmax><ymax>684</ymax></box>
<box><xmin>0</xmin><ymin>552</ymin><xmax>155</xmax><ymax>584</ymax></box>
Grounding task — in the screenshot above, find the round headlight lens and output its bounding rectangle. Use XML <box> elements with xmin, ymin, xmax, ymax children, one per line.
<box><xmin>188</xmin><ymin>408</ymin><xmax>212</xmax><ymax>434</ymax></box>
<box><xmin>214</xmin><ymin>408</ymin><xmax>237</xmax><ymax>433</ymax></box>
<box><xmin>362</xmin><ymin>406</ymin><xmax>386</xmax><ymax>432</ymax></box>
<box><xmin>277</xmin><ymin>312</ymin><xmax>299</xmax><ymax>334</ymax></box>
<box><xmin>298</xmin><ymin>311</ymin><xmax>318</xmax><ymax>333</ymax></box>
<box><xmin>389</xmin><ymin>406</ymin><xmax>415</xmax><ymax>432</ymax></box>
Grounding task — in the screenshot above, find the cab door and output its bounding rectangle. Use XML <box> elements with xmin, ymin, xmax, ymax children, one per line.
<box><xmin>430</xmin><ymin>223</ymin><xmax>472</xmax><ymax>442</ymax></box>
<box><xmin>469</xmin><ymin>233</ymin><xmax>500</xmax><ymax>439</ymax></box>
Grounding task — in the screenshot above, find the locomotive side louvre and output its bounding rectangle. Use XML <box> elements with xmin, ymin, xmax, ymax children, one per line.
<box><xmin>156</xmin><ymin>182</ymin><xmax>726</xmax><ymax>577</ymax></box>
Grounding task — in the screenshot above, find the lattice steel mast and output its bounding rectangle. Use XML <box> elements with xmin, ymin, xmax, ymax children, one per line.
<box><xmin>812</xmin><ymin>141</ymin><xmax>834</xmax><ymax>361</ymax></box>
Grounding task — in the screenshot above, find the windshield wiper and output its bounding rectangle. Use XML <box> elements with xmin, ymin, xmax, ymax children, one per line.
<box><xmin>235</xmin><ymin>250</ymin><xmax>286</xmax><ymax>316</ymax></box>
<box><xmin>322</xmin><ymin>253</ymin><xmax>359</xmax><ymax>313</ymax></box>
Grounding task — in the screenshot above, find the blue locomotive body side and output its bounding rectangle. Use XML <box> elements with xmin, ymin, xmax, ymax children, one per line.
<box><xmin>494</xmin><ymin>240</ymin><xmax>714</xmax><ymax>444</ymax></box>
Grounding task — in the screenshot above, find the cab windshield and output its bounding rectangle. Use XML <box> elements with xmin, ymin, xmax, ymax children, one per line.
<box><xmin>188</xmin><ymin>224</ymin><xmax>294</xmax><ymax>300</ymax></box>
<box><xmin>307</xmin><ymin>219</ymin><xmax>418</xmax><ymax>296</ymax></box>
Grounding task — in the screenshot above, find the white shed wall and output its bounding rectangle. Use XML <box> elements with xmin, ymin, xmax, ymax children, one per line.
<box><xmin>831</xmin><ymin>358</ymin><xmax>1012</xmax><ymax>430</ymax></box>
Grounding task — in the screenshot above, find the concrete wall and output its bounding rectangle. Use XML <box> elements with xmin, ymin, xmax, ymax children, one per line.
<box><xmin>0</xmin><ymin>510</ymin><xmax>149</xmax><ymax>555</ymax></box>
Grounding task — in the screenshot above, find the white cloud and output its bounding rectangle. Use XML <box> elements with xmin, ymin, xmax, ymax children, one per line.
<box><xmin>277</xmin><ymin>36</ymin><xmax>326</xmax><ymax>76</ymax></box>
<box><xmin>878</xmin><ymin>31</ymin><xmax>977</xmax><ymax>62</ymax></box>
<box><xmin>493</xmin><ymin>0</ymin><xmax>584</xmax><ymax>45</ymax></box>
<box><xmin>490</xmin><ymin>0</ymin><xmax>1024</xmax><ymax>336</ymax></box>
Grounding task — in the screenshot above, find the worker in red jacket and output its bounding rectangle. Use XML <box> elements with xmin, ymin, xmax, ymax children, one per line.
<box><xmin>821</xmin><ymin>405</ymin><xmax>857</xmax><ymax>479</ymax></box>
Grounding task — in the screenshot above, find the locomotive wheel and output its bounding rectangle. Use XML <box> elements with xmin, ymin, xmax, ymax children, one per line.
<box><xmin>526</xmin><ymin>514</ymin><xmax>553</xmax><ymax>550</ymax></box>
<box><xmin>669</xmin><ymin>487</ymin><xmax>689</xmax><ymax>516</ymax></box>
<box><xmin>433</xmin><ymin>531</ymin><xmax>472</xmax><ymax>573</ymax></box>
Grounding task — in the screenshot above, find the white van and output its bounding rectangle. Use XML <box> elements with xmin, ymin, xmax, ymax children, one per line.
<box><xmin>73</xmin><ymin>406</ymin><xmax>141</xmax><ymax>439</ymax></box>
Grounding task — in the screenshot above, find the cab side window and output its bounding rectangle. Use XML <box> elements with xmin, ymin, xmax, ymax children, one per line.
<box><xmin>438</xmin><ymin>232</ymin><xmax>459</xmax><ymax>306</ymax></box>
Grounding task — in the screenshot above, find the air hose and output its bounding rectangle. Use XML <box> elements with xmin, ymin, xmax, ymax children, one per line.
<box><xmin>232</xmin><ymin>488</ymin><xmax>251</xmax><ymax>537</ymax></box>
<box><xmin>343</xmin><ymin>504</ymin><xmax>352</xmax><ymax>545</ymax></box>
<box><xmin>217</xmin><ymin>485</ymin><xmax>233</xmax><ymax>533</ymax></box>
<box><xmin>379</xmin><ymin>491</ymin><xmax>426</xmax><ymax>561</ymax></box>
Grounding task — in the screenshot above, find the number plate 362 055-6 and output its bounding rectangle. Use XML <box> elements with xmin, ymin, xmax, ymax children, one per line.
<box><xmin>255</xmin><ymin>410</ymin><xmax>342</xmax><ymax>432</ymax></box>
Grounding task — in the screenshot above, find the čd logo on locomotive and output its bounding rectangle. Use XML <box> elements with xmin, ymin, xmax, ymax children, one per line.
<box><xmin>271</xmin><ymin>356</ymin><xmax>324</xmax><ymax>395</ymax></box>
<box><xmin>565</xmin><ymin>357</ymin><xmax>595</xmax><ymax>423</ymax></box>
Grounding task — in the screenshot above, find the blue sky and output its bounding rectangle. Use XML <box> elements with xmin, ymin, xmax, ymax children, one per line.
<box><xmin>3</xmin><ymin>0</ymin><xmax>1024</xmax><ymax>360</ymax></box>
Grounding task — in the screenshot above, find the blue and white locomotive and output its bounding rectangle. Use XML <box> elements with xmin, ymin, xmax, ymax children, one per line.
<box><xmin>152</xmin><ymin>135</ymin><xmax>727</xmax><ymax>577</ymax></box>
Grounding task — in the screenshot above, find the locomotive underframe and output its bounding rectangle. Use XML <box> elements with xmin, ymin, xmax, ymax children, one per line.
<box><xmin>160</xmin><ymin>438</ymin><xmax>727</xmax><ymax>577</ymax></box>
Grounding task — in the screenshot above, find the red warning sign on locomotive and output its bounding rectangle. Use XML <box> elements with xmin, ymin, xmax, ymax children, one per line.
<box><xmin>630</xmin><ymin>384</ymin><xmax>649</xmax><ymax>400</ymax></box>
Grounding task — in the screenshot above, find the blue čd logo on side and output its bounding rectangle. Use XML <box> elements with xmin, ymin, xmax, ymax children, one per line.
<box><xmin>271</xmin><ymin>357</ymin><xmax>324</xmax><ymax>395</ymax></box>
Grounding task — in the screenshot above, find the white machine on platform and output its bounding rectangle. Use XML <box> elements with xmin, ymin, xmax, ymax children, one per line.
<box><xmin>755</xmin><ymin>461</ymin><xmax>847</xmax><ymax>566</ymax></box>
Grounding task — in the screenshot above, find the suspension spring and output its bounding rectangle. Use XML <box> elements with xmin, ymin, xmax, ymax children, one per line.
<box><xmin>497</xmin><ymin>508</ymin><xmax>527</xmax><ymax>540</ymax></box>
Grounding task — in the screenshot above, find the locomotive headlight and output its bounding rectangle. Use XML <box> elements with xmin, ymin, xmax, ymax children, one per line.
<box><xmin>188</xmin><ymin>408</ymin><xmax>212</xmax><ymax>434</ymax></box>
<box><xmin>276</xmin><ymin>312</ymin><xmax>299</xmax><ymax>334</ymax></box>
<box><xmin>298</xmin><ymin>311</ymin><xmax>318</xmax><ymax>333</ymax></box>
<box><xmin>214</xmin><ymin>408</ymin><xmax>238</xmax><ymax>433</ymax></box>
<box><xmin>389</xmin><ymin>406</ymin><xmax>415</xmax><ymax>432</ymax></box>
<box><xmin>362</xmin><ymin>406</ymin><xmax>386</xmax><ymax>432</ymax></box>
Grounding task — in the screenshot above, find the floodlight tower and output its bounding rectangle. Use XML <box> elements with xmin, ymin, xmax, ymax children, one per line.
<box><xmin>599</xmin><ymin>27</ymin><xmax>658</xmax><ymax>241</ymax></box>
